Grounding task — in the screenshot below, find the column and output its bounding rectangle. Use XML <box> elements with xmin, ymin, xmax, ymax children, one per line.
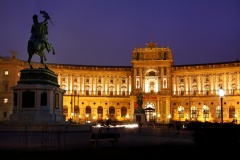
<box><xmin>139</xmin><ymin>68</ymin><xmax>143</xmax><ymax>90</ymax></box>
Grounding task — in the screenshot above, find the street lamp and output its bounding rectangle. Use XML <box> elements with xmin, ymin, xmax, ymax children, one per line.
<box><xmin>218</xmin><ymin>87</ymin><xmax>225</xmax><ymax>127</ymax></box>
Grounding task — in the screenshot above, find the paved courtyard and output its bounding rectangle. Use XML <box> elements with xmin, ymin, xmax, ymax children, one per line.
<box><xmin>0</xmin><ymin>126</ymin><xmax>239</xmax><ymax>160</ymax></box>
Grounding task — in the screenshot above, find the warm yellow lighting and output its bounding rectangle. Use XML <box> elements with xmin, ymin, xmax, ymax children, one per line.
<box><xmin>168</xmin><ymin>114</ymin><xmax>171</xmax><ymax>119</ymax></box>
<box><xmin>219</xmin><ymin>87</ymin><xmax>225</xmax><ymax>97</ymax></box>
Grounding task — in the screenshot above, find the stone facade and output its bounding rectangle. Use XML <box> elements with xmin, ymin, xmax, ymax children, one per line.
<box><xmin>0</xmin><ymin>41</ymin><xmax>240</xmax><ymax>124</ymax></box>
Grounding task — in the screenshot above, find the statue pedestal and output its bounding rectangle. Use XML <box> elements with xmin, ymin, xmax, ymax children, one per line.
<box><xmin>133</xmin><ymin>107</ymin><xmax>146</xmax><ymax>124</ymax></box>
<box><xmin>10</xmin><ymin>68</ymin><xmax>66</xmax><ymax>124</ymax></box>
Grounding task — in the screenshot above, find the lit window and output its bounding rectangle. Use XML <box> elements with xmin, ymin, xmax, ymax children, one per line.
<box><xmin>4</xmin><ymin>71</ymin><xmax>9</xmax><ymax>75</ymax></box>
<box><xmin>18</xmin><ymin>72</ymin><xmax>20</xmax><ymax>76</ymax></box>
<box><xmin>4</xmin><ymin>98</ymin><xmax>8</xmax><ymax>103</ymax></box>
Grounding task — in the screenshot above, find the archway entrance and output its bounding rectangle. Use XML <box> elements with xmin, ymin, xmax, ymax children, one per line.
<box><xmin>144</xmin><ymin>102</ymin><xmax>155</xmax><ymax>122</ymax></box>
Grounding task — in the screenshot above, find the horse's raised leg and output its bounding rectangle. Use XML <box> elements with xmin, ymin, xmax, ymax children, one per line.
<box><xmin>28</xmin><ymin>53</ymin><xmax>33</xmax><ymax>69</ymax></box>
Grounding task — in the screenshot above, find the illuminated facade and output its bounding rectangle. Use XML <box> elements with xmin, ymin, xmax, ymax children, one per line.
<box><xmin>0</xmin><ymin>42</ymin><xmax>240</xmax><ymax>124</ymax></box>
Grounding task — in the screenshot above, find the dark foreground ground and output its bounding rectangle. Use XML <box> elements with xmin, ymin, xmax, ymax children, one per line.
<box><xmin>0</xmin><ymin>126</ymin><xmax>239</xmax><ymax>160</ymax></box>
<box><xmin>1</xmin><ymin>145</ymin><xmax>239</xmax><ymax>160</ymax></box>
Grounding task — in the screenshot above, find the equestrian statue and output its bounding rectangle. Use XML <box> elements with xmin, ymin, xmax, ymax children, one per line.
<box><xmin>27</xmin><ymin>10</ymin><xmax>55</xmax><ymax>69</ymax></box>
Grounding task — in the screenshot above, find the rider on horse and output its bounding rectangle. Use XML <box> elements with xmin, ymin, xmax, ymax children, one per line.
<box><xmin>28</xmin><ymin>11</ymin><xmax>55</xmax><ymax>69</ymax></box>
<box><xmin>30</xmin><ymin>14</ymin><xmax>52</xmax><ymax>58</ymax></box>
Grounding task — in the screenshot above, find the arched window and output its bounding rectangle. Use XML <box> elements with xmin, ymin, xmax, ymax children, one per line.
<box><xmin>74</xmin><ymin>105</ymin><xmax>79</xmax><ymax>114</ymax></box>
<box><xmin>203</xmin><ymin>105</ymin><xmax>209</xmax><ymax>121</ymax></box>
<box><xmin>229</xmin><ymin>106</ymin><xmax>235</xmax><ymax>118</ymax></box>
<box><xmin>216</xmin><ymin>106</ymin><xmax>221</xmax><ymax>118</ymax></box>
<box><xmin>191</xmin><ymin>106</ymin><xmax>197</xmax><ymax>118</ymax></box>
<box><xmin>97</xmin><ymin>106</ymin><xmax>103</xmax><ymax>118</ymax></box>
<box><xmin>178</xmin><ymin>106</ymin><xmax>184</xmax><ymax>118</ymax></box>
<box><xmin>109</xmin><ymin>106</ymin><xmax>115</xmax><ymax>118</ymax></box>
<box><xmin>121</xmin><ymin>106</ymin><xmax>127</xmax><ymax>117</ymax></box>
<box><xmin>86</xmin><ymin>106</ymin><xmax>91</xmax><ymax>115</ymax></box>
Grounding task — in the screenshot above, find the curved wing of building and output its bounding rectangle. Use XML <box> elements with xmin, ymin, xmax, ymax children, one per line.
<box><xmin>0</xmin><ymin>41</ymin><xmax>239</xmax><ymax>124</ymax></box>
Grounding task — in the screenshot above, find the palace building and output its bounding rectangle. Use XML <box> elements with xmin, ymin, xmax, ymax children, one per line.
<box><xmin>0</xmin><ymin>42</ymin><xmax>240</xmax><ymax>124</ymax></box>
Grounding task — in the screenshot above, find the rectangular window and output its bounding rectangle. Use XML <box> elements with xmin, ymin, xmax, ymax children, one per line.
<box><xmin>180</xmin><ymin>90</ymin><xmax>184</xmax><ymax>96</ymax></box>
<box><xmin>110</xmin><ymin>91</ymin><xmax>113</xmax><ymax>96</ymax></box>
<box><xmin>86</xmin><ymin>90</ymin><xmax>89</xmax><ymax>95</ymax></box>
<box><xmin>122</xmin><ymin>79</ymin><xmax>125</xmax><ymax>84</ymax></box>
<box><xmin>229</xmin><ymin>109</ymin><xmax>235</xmax><ymax>118</ymax></box>
<box><xmin>203</xmin><ymin>110</ymin><xmax>209</xmax><ymax>118</ymax></box>
<box><xmin>74</xmin><ymin>90</ymin><xmax>78</xmax><ymax>95</ymax></box>
<box><xmin>86</xmin><ymin>79</ymin><xmax>89</xmax><ymax>83</ymax></box>
<box><xmin>4</xmin><ymin>98</ymin><xmax>8</xmax><ymax>103</ymax></box>
<box><xmin>122</xmin><ymin>91</ymin><xmax>125</xmax><ymax>96</ymax></box>
<box><xmin>4</xmin><ymin>71</ymin><xmax>9</xmax><ymax>75</ymax></box>
<box><xmin>178</xmin><ymin>110</ymin><xmax>184</xmax><ymax>118</ymax></box>
<box><xmin>191</xmin><ymin>110</ymin><xmax>197</xmax><ymax>118</ymax></box>
<box><xmin>216</xmin><ymin>109</ymin><xmax>221</xmax><ymax>118</ymax></box>
<box><xmin>98</xmin><ymin>91</ymin><xmax>101</xmax><ymax>95</ymax></box>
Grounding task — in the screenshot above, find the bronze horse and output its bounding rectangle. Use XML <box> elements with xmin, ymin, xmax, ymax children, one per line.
<box><xmin>27</xmin><ymin>11</ymin><xmax>55</xmax><ymax>69</ymax></box>
<box><xmin>27</xmin><ymin>39</ymin><xmax>55</xmax><ymax>69</ymax></box>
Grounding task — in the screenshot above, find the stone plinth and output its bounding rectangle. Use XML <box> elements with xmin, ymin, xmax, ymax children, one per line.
<box><xmin>10</xmin><ymin>68</ymin><xmax>66</xmax><ymax>124</ymax></box>
<box><xmin>133</xmin><ymin>106</ymin><xmax>146</xmax><ymax>124</ymax></box>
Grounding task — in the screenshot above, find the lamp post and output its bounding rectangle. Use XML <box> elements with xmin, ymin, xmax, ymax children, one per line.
<box><xmin>218</xmin><ymin>87</ymin><xmax>225</xmax><ymax>127</ymax></box>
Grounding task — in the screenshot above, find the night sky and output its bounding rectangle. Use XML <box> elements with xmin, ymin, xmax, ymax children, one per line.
<box><xmin>1</xmin><ymin>0</ymin><xmax>240</xmax><ymax>66</ymax></box>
